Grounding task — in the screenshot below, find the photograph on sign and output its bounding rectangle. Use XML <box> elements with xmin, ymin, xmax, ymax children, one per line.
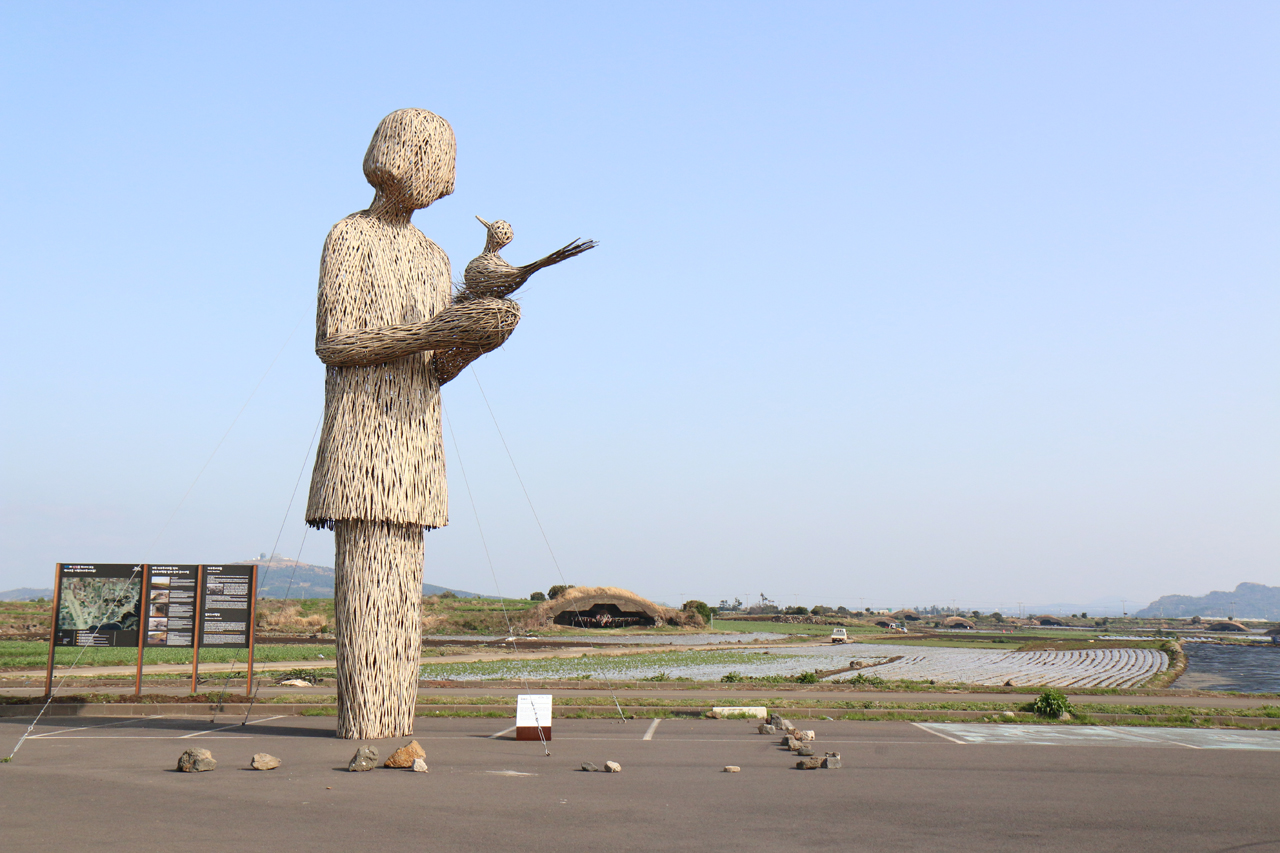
<box><xmin>54</xmin><ymin>564</ymin><xmax>144</xmax><ymax>648</ymax></box>
<box><xmin>144</xmin><ymin>565</ymin><xmax>200</xmax><ymax>648</ymax></box>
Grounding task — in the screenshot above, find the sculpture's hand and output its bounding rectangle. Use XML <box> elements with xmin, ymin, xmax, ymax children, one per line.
<box><xmin>431</xmin><ymin>297</ymin><xmax>525</xmax><ymax>385</ymax></box>
<box><xmin>317</xmin><ymin>297</ymin><xmax>520</xmax><ymax>368</ymax></box>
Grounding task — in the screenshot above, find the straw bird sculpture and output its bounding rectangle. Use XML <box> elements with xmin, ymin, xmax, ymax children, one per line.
<box><xmin>306</xmin><ymin>109</ymin><xmax>593</xmax><ymax>739</ymax></box>
<box><xmin>458</xmin><ymin>216</ymin><xmax>596</xmax><ymax>302</ymax></box>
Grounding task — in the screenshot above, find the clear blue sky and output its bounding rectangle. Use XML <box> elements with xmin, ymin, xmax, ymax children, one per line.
<box><xmin>1</xmin><ymin>2</ymin><xmax>1275</xmax><ymax>614</ymax></box>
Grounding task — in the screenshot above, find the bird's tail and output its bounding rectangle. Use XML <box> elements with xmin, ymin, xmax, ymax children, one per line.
<box><xmin>519</xmin><ymin>238</ymin><xmax>598</xmax><ymax>274</ymax></box>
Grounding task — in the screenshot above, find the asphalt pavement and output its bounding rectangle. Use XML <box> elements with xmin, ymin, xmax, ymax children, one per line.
<box><xmin>3</xmin><ymin>716</ymin><xmax>1278</xmax><ymax>852</ymax></box>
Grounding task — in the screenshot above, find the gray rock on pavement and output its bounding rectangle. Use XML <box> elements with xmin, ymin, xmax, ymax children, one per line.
<box><xmin>822</xmin><ymin>752</ymin><xmax>842</xmax><ymax>769</ymax></box>
<box><xmin>581</xmin><ymin>762</ymin><xmax>599</xmax><ymax>772</ymax></box>
<box><xmin>177</xmin><ymin>748</ymin><xmax>216</xmax><ymax>772</ymax></box>
<box><xmin>348</xmin><ymin>745</ymin><xmax>379</xmax><ymax>772</ymax></box>
<box><xmin>758</xmin><ymin>723</ymin><xmax>776</xmax><ymax>735</ymax></box>
<box><xmin>795</xmin><ymin>757</ymin><xmax>824</xmax><ymax>770</ymax></box>
<box><xmin>250</xmin><ymin>753</ymin><xmax>280</xmax><ymax>770</ymax></box>
<box><xmin>412</xmin><ymin>757</ymin><xmax>428</xmax><ymax>773</ymax></box>
<box><xmin>796</xmin><ymin>746</ymin><xmax>814</xmax><ymax>757</ymax></box>
<box><xmin>605</xmin><ymin>761</ymin><xmax>621</xmax><ymax>773</ymax></box>
<box><xmin>768</xmin><ymin>713</ymin><xmax>784</xmax><ymax>727</ymax></box>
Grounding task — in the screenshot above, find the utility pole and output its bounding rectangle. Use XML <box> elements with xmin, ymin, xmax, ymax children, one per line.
<box><xmin>1121</xmin><ymin>599</ymin><xmax>1127</xmax><ymax>618</ymax></box>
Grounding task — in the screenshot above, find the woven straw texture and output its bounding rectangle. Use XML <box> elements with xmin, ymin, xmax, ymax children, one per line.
<box><xmin>305</xmin><ymin>109</ymin><xmax>592</xmax><ymax>739</ymax></box>
<box><xmin>333</xmin><ymin>520</ymin><xmax>424</xmax><ymax>739</ymax></box>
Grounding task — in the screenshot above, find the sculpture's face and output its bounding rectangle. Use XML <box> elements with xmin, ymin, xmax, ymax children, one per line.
<box><xmin>363</xmin><ymin>109</ymin><xmax>457</xmax><ymax>210</ymax></box>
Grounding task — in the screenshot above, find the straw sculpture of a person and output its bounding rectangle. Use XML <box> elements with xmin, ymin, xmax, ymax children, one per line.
<box><xmin>305</xmin><ymin>108</ymin><xmax>591</xmax><ymax>739</ymax></box>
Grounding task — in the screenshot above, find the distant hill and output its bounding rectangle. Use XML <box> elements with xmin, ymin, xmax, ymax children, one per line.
<box><xmin>230</xmin><ymin>556</ymin><xmax>481</xmax><ymax>599</ymax></box>
<box><xmin>1136</xmin><ymin>582</ymin><xmax>1280</xmax><ymax>620</ymax></box>
<box><xmin>0</xmin><ymin>587</ymin><xmax>55</xmax><ymax>601</ymax></box>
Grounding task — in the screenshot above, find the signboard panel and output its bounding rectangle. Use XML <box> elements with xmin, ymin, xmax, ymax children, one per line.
<box><xmin>515</xmin><ymin>694</ymin><xmax>553</xmax><ymax>741</ymax></box>
<box><xmin>54</xmin><ymin>564</ymin><xmax>144</xmax><ymax>648</ymax></box>
<box><xmin>144</xmin><ymin>565</ymin><xmax>200</xmax><ymax>648</ymax></box>
<box><xmin>199</xmin><ymin>564</ymin><xmax>255</xmax><ymax>649</ymax></box>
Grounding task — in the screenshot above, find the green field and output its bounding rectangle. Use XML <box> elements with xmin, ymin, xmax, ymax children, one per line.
<box><xmin>0</xmin><ymin>641</ymin><xmax>333</xmax><ymax>671</ymax></box>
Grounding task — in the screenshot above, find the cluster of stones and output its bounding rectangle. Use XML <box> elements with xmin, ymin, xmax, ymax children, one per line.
<box><xmin>349</xmin><ymin>740</ymin><xmax>429</xmax><ymax>772</ymax></box>
<box><xmin>580</xmin><ymin>761</ymin><xmax>622</xmax><ymax>773</ymax></box>
<box><xmin>176</xmin><ymin>748</ymin><xmax>280</xmax><ymax>772</ymax></box>
<box><xmin>760</xmin><ymin>714</ymin><xmax>841</xmax><ymax>770</ymax></box>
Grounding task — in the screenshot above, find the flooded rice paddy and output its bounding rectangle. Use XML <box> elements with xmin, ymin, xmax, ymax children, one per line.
<box><xmin>1173</xmin><ymin>643</ymin><xmax>1280</xmax><ymax>693</ymax></box>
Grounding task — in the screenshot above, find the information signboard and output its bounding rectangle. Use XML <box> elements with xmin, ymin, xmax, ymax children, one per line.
<box><xmin>45</xmin><ymin>562</ymin><xmax>260</xmax><ymax>698</ymax></box>
<box><xmin>199</xmin><ymin>565</ymin><xmax>256</xmax><ymax>649</ymax></box>
<box><xmin>53</xmin><ymin>563</ymin><xmax>144</xmax><ymax>648</ymax></box>
<box><xmin>144</xmin><ymin>565</ymin><xmax>199</xmax><ymax>648</ymax></box>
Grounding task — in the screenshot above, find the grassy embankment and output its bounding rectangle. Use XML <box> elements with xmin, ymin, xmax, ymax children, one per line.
<box><xmin>0</xmin><ymin>640</ymin><xmax>336</xmax><ymax>671</ymax></box>
<box><xmin>7</xmin><ymin>689</ymin><xmax>1276</xmax><ymax>730</ymax></box>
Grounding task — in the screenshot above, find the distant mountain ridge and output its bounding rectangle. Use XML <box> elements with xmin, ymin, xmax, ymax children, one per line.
<box><xmin>1136</xmin><ymin>582</ymin><xmax>1280</xmax><ymax>620</ymax></box>
<box><xmin>0</xmin><ymin>587</ymin><xmax>55</xmax><ymax>601</ymax></box>
<box><xmin>0</xmin><ymin>561</ymin><xmax>482</xmax><ymax>602</ymax></box>
<box><xmin>230</xmin><ymin>556</ymin><xmax>482</xmax><ymax>599</ymax></box>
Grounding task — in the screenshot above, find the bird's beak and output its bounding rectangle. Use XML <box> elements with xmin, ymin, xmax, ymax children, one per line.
<box><xmin>475</xmin><ymin>216</ymin><xmax>491</xmax><ymax>229</ymax></box>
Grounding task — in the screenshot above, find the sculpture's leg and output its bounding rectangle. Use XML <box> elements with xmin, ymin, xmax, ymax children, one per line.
<box><xmin>333</xmin><ymin>520</ymin><xmax>424</xmax><ymax>739</ymax></box>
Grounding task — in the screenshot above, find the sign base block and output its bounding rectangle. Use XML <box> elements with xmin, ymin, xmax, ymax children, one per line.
<box><xmin>516</xmin><ymin>694</ymin><xmax>552</xmax><ymax>742</ymax></box>
<box><xmin>515</xmin><ymin>725</ymin><xmax>552</xmax><ymax>741</ymax></box>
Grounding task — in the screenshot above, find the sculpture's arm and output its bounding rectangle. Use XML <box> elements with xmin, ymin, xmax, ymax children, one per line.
<box><xmin>316</xmin><ymin>297</ymin><xmax>520</xmax><ymax>368</ymax></box>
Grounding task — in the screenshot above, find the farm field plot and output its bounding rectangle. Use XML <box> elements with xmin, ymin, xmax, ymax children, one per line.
<box><xmin>841</xmin><ymin>644</ymin><xmax>1168</xmax><ymax>688</ymax></box>
<box><xmin>418</xmin><ymin>641</ymin><xmax>1167</xmax><ymax>687</ymax></box>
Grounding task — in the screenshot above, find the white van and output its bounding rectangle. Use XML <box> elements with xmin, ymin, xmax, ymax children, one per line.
<box><xmin>830</xmin><ymin>628</ymin><xmax>847</xmax><ymax>644</ymax></box>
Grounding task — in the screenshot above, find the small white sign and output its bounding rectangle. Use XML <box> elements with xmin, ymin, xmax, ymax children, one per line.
<box><xmin>516</xmin><ymin>694</ymin><xmax>553</xmax><ymax>740</ymax></box>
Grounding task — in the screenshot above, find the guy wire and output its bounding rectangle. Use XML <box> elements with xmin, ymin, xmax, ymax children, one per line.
<box><xmin>219</xmin><ymin>412</ymin><xmax>323</xmax><ymax>717</ymax></box>
<box><xmin>443</xmin><ymin>402</ymin><xmax>550</xmax><ymax>756</ymax></box>
<box><xmin>468</xmin><ymin>368</ymin><xmax>627</xmax><ymax>724</ymax></box>
<box><xmin>8</xmin><ymin>311</ymin><xmax>305</xmax><ymax>760</ymax></box>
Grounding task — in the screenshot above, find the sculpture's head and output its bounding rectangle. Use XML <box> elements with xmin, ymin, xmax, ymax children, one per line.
<box><xmin>363</xmin><ymin>109</ymin><xmax>456</xmax><ymax>210</ymax></box>
<box><xmin>476</xmin><ymin>216</ymin><xmax>513</xmax><ymax>252</ymax></box>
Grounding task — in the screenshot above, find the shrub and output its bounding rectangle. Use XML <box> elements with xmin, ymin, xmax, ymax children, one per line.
<box><xmin>547</xmin><ymin>584</ymin><xmax>575</xmax><ymax>600</ymax></box>
<box><xmin>682</xmin><ymin>600</ymin><xmax>712</xmax><ymax>623</ymax></box>
<box><xmin>783</xmin><ymin>606</ymin><xmax>809</xmax><ymax>616</ymax></box>
<box><xmin>720</xmin><ymin>671</ymin><xmax>744</xmax><ymax>683</ymax></box>
<box><xmin>848</xmin><ymin>672</ymin><xmax>886</xmax><ymax>687</ymax></box>
<box><xmin>529</xmin><ymin>591</ymin><xmax>546</xmax><ymax>602</ymax></box>
<box><xmin>439</xmin><ymin>590</ymin><xmax>458</xmax><ymax>599</ymax></box>
<box><xmin>1030</xmin><ymin>688</ymin><xmax>1072</xmax><ymax>718</ymax></box>
<box><xmin>795</xmin><ymin>670</ymin><xmax>820</xmax><ymax>684</ymax></box>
